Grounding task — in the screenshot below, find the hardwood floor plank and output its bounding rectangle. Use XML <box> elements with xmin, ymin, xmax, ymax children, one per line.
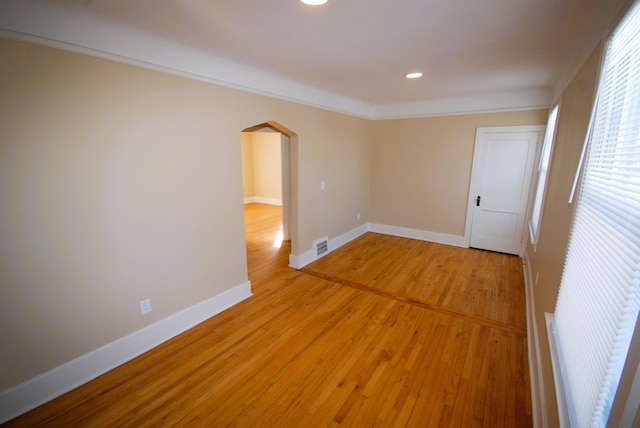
<box><xmin>305</xmin><ymin>232</ymin><xmax>527</xmax><ymax>332</ymax></box>
<box><xmin>300</xmin><ymin>267</ymin><xmax>526</xmax><ymax>336</ymax></box>
<box><xmin>3</xmin><ymin>203</ymin><xmax>532</xmax><ymax>427</ymax></box>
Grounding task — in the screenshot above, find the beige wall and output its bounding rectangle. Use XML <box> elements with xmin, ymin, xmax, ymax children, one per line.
<box><xmin>0</xmin><ymin>37</ymin><xmax>371</xmax><ymax>391</ymax></box>
<box><xmin>241</xmin><ymin>132</ymin><xmax>282</xmax><ymax>202</ymax></box>
<box><xmin>370</xmin><ymin>110</ymin><xmax>547</xmax><ymax>236</ymax></box>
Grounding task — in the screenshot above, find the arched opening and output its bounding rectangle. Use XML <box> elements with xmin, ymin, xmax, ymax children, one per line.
<box><xmin>241</xmin><ymin>121</ymin><xmax>298</xmax><ymax>271</ymax></box>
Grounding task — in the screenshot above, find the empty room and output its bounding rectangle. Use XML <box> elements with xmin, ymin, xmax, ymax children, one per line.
<box><xmin>1</xmin><ymin>1</ymin><xmax>639</xmax><ymax>427</ymax></box>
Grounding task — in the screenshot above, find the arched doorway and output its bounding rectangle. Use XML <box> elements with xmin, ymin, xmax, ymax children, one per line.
<box><xmin>241</xmin><ymin>121</ymin><xmax>298</xmax><ymax>264</ymax></box>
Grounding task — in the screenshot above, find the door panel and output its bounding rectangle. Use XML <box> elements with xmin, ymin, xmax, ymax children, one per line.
<box><xmin>469</xmin><ymin>127</ymin><xmax>542</xmax><ymax>255</ymax></box>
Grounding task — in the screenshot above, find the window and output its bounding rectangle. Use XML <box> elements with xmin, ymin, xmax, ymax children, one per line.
<box><xmin>529</xmin><ymin>104</ymin><xmax>559</xmax><ymax>247</ymax></box>
<box><xmin>547</xmin><ymin>1</ymin><xmax>640</xmax><ymax>427</ymax></box>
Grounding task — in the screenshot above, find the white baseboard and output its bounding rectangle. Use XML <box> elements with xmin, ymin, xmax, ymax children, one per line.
<box><xmin>332</xmin><ymin>223</ymin><xmax>369</xmax><ymax>251</ymax></box>
<box><xmin>289</xmin><ymin>223</ymin><xmax>369</xmax><ymax>269</ymax></box>
<box><xmin>522</xmin><ymin>253</ymin><xmax>543</xmax><ymax>428</ymax></box>
<box><xmin>546</xmin><ymin>313</ymin><xmax>571</xmax><ymax>428</ymax></box>
<box><xmin>0</xmin><ymin>281</ymin><xmax>252</xmax><ymax>425</ymax></box>
<box><xmin>243</xmin><ymin>197</ymin><xmax>282</xmax><ymax>206</ymax></box>
<box><xmin>368</xmin><ymin>223</ymin><xmax>467</xmax><ymax>248</ymax></box>
<box><xmin>288</xmin><ymin>251</ymin><xmax>313</xmax><ymax>270</ymax></box>
<box><xmin>288</xmin><ymin>223</ymin><xmax>467</xmax><ymax>270</ymax></box>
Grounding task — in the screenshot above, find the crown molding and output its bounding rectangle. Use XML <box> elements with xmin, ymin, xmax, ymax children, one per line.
<box><xmin>0</xmin><ymin>1</ymin><xmax>373</xmax><ymax>119</ymax></box>
<box><xmin>371</xmin><ymin>89</ymin><xmax>552</xmax><ymax>119</ymax></box>
<box><xmin>0</xmin><ymin>1</ymin><xmax>551</xmax><ymax>119</ymax></box>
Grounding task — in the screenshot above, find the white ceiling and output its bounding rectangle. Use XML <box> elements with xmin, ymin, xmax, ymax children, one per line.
<box><xmin>0</xmin><ymin>0</ymin><xmax>629</xmax><ymax>118</ymax></box>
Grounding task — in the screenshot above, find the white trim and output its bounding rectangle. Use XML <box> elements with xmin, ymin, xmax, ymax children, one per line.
<box><xmin>0</xmin><ymin>281</ymin><xmax>252</xmax><ymax>425</ymax></box>
<box><xmin>368</xmin><ymin>223</ymin><xmax>467</xmax><ymax>248</ymax></box>
<box><xmin>371</xmin><ymin>89</ymin><xmax>551</xmax><ymax>120</ymax></box>
<box><xmin>0</xmin><ymin>2</ymin><xmax>551</xmax><ymax>120</ymax></box>
<box><xmin>332</xmin><ymin>223</ymin><xmax>369</xmax><ymax>250</ymax></box>
<box><xmin>288</xmin><ymin>223</ymin><xmax>369</xmax><ymax>269</ymax></box>
<box><xmin>620</xmin><ymin>360</ymin><xmax>640</xmax><ymax>427</ymax></box>
<box><xmin>288</xmin><ymin>252</ymin><xmax>312</xmax><ymax>270</ymax></box>
<box><xmin>244</xmin><ymin>197</ymin><xmax>282</xmax><ymax>206</ymax></box>
<box><xmin>465</xmin><ymin>132</ymin><xmax>484</xmax><ymax>246</ymax></box>
<box><xmin>522</xmin><ymin>252</ymin><xmax>545</xmax><ymax>428</ymax></box>
<box><xmin>528</xmin><ymin>221</ymin><xmax>539</xmax><ymax>253</ymax></box>
<box><xmin>280</xmin><ymin>134</ymin><xmax>292</xmax><ymax>242</ymax></box>
<box><xmin>546</xmin><ymin>313</ymin><xmax>572</xmax><ymax>428</ymax></box>
<box><xmin>528</xmin><ymin>104</ymin><xmax>557</xmax><ymax>247</ymax></box>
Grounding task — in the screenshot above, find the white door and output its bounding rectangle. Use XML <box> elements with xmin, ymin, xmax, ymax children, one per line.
<box><xmin>467</xmin><ymin>126</ymin><xmax>543</xmax><ymax>255</ymax></box>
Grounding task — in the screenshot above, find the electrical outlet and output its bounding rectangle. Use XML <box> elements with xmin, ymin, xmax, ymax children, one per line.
<box><xmin>356</xmin><ymin>212</ymin><xmax>361</xmax><ymax>221</ymax></box>
<box><xmin>140</xmin><ymin>298</ymin><xmax>152</xmax><ymax>315</ymax></box>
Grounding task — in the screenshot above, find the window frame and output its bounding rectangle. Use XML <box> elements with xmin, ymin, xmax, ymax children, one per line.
<box><xmin>528</xmin><ymin>103</ymin><xmax>560</xmax><ymax>249</ymax></box>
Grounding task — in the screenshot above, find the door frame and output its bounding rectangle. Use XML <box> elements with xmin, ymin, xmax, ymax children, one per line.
<box><xmin>241</xmin><ymin>121</ymin><xmax>299</xmax><ymax>257</ymax></box>
<box><xmin>463</xmin><ymin>125</ymin><xmax>545</xmax><ymax>256</ymax></box>
<box><xmin>280</xmin><ymin>133</ymin><xmax>291</xmax><ymax>241</ymax></box>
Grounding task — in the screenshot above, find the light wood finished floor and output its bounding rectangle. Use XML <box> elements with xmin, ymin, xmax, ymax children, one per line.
<box><xmin>4</xmin><ymin>203</ymin><xmax>532</xmax><ymax>427</ymax></box>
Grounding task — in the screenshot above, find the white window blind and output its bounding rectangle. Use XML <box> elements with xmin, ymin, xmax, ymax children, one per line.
<box><xmin>550</xmin><ymin>1</ymin><xmax>640</xmax><ymax>427</ymax></box>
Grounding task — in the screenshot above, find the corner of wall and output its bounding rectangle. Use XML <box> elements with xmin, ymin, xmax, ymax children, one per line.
<box><xmin>289</xmin><ymin>223</ymin><xmax>369</xmax><ymax>269</ymax></box>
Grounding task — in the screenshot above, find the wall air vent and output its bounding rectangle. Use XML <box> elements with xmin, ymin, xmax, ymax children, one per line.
<box><xmin>313</xmin><ymin>237</ymin><xmax>329</xmax><ymax>259</ymax></box>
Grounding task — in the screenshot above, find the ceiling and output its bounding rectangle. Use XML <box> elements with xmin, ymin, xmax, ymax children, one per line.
<box><xmin>0</xmin><ymin>0</ymin><xmax>630</xmax><ymax>118</ymax></box>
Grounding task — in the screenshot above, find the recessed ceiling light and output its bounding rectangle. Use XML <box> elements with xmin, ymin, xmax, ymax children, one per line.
<box><xmin>301</xmin><ymin>0</ymin><xmax>328</xmax><ymax>5</ymax></box>
<box><xmin>405</xmin><ymin>72</ymin><xmax>423</xmax><ymax>79</ymax></box>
